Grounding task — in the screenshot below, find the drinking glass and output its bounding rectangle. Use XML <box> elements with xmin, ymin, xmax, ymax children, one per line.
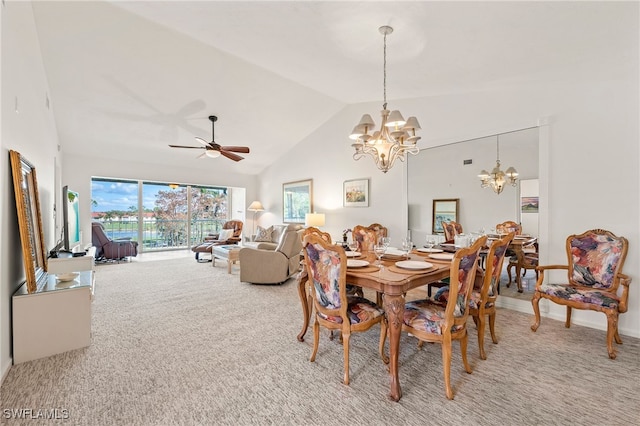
<box><xmin>348</xmin><ymin>241</ymin><xmax>359</xmax><ymax>253</ymax></box>
<box><xmin>373</xmin><ymin>244</ymin><xmax>386</xmax><ymax>266</ymax></box>
<box><xmin>425</xmin><ymin>235</ymin><xmax>436</xmax><ymax>250</ymax></box>
<box><xmin>382</xmin><ymin>237</ymin><xmax>391</xmax><ymax>249</ymax></box>
<box><xmin>402</xmin><ymin>238</ymin><xmax>413</xmax><ymax>258</ymax></box>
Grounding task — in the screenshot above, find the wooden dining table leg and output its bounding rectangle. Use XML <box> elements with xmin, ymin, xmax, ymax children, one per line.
<box><xmin>383</xmin><ymin>293</ymin><xmax>405</xmax><ymax>402</ymax></box>
<box><xmin>296</xmin><ymin>269</ymin><xmax>311</xmax><ymax>342</ymax></box>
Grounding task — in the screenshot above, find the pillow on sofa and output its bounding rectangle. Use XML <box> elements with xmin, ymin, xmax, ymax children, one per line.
<box><xmin>254</xmin><ymin>226</ymin><xmax>273</xmax><ymax>242</ymax></box>
<box><xmin>218</xmin><ymin>228</ymin><xmax>235</xmax><ymax>241</ymax></box>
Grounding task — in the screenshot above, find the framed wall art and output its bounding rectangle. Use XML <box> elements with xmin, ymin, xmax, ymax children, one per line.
<box><xmin>343</xmin><ymin>178</ymin><xmax>369</xmax><ymax>207</ymax></box>
<box><xmin>432</xmin><ymin>198</ymin><xmax>459</xmax><ymax>234</ymax></box>
<box><xmin>283</xmin><ymin>179</ymin><xmax>313</xmax><ymax>223</ymax></box>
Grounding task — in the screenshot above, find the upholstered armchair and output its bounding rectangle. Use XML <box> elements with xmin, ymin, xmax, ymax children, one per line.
<box><xmin>238</xmin><ymin>224</ymin><xmax>303</xmax><ymax>284</ymax></box>
<box><xmin>531</xmin><ymin>229</ymin><xmax>630</xmax><ymax>359</ymax></box>
<box><xmin>192</xmin><ymin>220</ymin><xmax>243</xmax><ymax>261</ymax></box>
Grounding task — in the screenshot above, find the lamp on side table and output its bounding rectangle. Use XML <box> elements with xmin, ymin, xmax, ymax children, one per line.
<box><xmin>247</xmin><ymin>201</ymin><xmax>265</xmax><ymax>236</ymax></box>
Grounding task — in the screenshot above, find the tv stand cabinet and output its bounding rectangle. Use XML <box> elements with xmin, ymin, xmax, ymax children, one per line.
<box><xmin>12</xmin><ymin>247</ymin><xmax>96</xmax><ymax>364</ymax></box>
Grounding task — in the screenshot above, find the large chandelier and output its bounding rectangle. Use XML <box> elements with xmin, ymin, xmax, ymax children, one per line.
<box><xmin>478</xmin><ymin>135</ymin><xmax>518</xmax><ymax>194</ymax></box>
<box><xmin>349</xmin><ymin>26</ymin><xmax>421</xmax><ymax>173</ymax></box>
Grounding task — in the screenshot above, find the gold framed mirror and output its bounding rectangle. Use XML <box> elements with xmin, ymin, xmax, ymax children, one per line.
<box><xmin>10</xmin><ymin>150</ymin><xmax>47</xmax><ymax>293</ymax></box>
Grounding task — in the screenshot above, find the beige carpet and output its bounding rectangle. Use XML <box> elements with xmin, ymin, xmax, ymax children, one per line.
<box><xmin>2</xmin><ymin>255</ymin><xmax>639</xmax><ymax>425</ymax></box>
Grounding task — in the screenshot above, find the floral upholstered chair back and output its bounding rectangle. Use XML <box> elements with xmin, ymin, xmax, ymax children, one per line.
<box><xmin>367</xmin><ymin>223</ymin><xmax>388</xmax><ymax>242</ymax></box>
<box><xmin>443</xmin><ymin>221</ymin><xmax>463</xmax><ymax>242</ymax></box>
<box><xmin>448</xmin><ymin>237</ymin><xmax>486</xmax><ymax>319</ymax></box>
<box><xmin>302</xmin><ymin>234</ymin><xmax>347</xmax><ymax>318</ymax></box>
<box><xmin>352</xmin><ymin>225</ymin><xmax>377</xmax><ymax>252</ymax></box>
<box><xmin>475</xmin><ymin>233</ymin><xmax>514</xmax><ymax>306</ymax></box>
<box><xmin>301</xmin><ymin>226</ymin><xmax>331</xmax><ymax>244</ymax></box>
<box><xmin>496</xmin><ymin>220</ymin><xmax>521</xmax><ymax>235</ymax></box>
<box><xmin>567</xmin><ymin>229</ymin><xmax>628</xmax><ymax>290</ymax></box>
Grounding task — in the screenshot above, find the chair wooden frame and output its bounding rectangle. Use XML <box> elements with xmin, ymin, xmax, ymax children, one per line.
<box><xmin>302</xmin><ymin>234</ymin><xmax>388</xmax><ymax>385</ymax></box>
<box><xmin>404</xmin><ymin>236</ymin><xmax>486</xmax><ymax>399</ymax></box>
<box><xmin>496</xmin><ymin>220</ymin><xmax>521</xmax><ymax>235</ymax></box>
<box><xmin>352</xmin><ymin>225</ymin><xmax>378</xmax><ymax>252</ymax></box>
<box><xmin>507</xmin><ymin>239</ymin><xmax>538</xmax><ymax>292</ymax></box>
<box><xmin>531</xmin><ymin>229</ymin><xmax>631</xmax><ymax>359</ymax></box>
<box><xmin>470</xmin><ymin>233</ymin><xmax>514</xmax><ymax>360</ymax></box>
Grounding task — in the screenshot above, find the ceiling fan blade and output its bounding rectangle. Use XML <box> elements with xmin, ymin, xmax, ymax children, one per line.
<box><xmin>195</xmin><ymin>137</ymin><xmax>209</xmax><ymax>147</ymax></box>
<box><xmin>196</xmin><ymin>152</ymin><xmax>207</xmax><ymax>159</ymax></box>
<box><xmin>220</xmin><ymin>150</ymin><xmax>244</xmax><ymax>162</ymax></box>
<box><xmin>168</xmin><ymin>144</ymin><xmax>205</xmax><ymax>149</ymax></box>
<box><xmin>221</xmin><ymin>146</ymin><xmax>250</xmax><ymax>153</ymax></box>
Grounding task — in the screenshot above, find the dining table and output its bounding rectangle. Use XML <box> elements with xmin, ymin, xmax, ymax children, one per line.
<box><xmin>296</xmin><ymin>249</ymin><xmax>452</xmax><ymax>402</ymax></box>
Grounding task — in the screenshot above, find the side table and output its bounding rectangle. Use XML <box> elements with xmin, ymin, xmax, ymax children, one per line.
<box><xmin>212</xmin><ymin>245</ymin><xmax>240</xmax><ymax>273</ymax></box>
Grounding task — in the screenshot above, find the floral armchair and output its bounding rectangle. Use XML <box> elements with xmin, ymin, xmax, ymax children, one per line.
<box><xmin>531</xmin><ymin>229</ymin><xmax>630</xmax><ymax>359</ymax></box>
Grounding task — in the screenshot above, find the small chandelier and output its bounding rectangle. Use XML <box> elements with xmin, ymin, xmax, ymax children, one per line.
<box><xmin>478</xmin><ymin>135</ymin><xmax>518</xmax><ymax>194</ymax></box>
<box><xmin>349</xmin><ymin>26</ymin><xmax>421</xmax><ymax>173</ymax></box>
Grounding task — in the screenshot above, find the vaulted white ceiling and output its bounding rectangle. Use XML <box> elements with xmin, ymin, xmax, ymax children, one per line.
<box><xmin>30</xmin><ymin>1</ymin><xmax>633</xmax><ymax>175</ymax></box>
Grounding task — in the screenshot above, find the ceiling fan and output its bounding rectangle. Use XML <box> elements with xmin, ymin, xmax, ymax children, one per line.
<box><xmin>168</xmin><ymin>115</ymin><xmax>250</xmax><ymax>162</ymax></box>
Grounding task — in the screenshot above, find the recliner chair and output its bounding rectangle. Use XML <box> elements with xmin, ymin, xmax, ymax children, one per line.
<box><xmin>91</xmin><ymin>222</ymin><xmax>138</xmax><ymax>261</ymax></box>
<box><xmin>192</xmin><ymin>220</ymin><xmax>243</xmax><ymax>261</ymax></box>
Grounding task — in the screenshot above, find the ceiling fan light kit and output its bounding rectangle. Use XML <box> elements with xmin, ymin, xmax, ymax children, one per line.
<box><xmin>168</xmin><ymin>115</ymin><xmax>250</xmax><ymax>162</ymax></box>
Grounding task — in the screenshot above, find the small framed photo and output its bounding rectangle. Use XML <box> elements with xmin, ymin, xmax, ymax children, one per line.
<box><xmin>343</xmin><ymin>179</ymin><xmax>369</xmax><ymax>207</ymax></box>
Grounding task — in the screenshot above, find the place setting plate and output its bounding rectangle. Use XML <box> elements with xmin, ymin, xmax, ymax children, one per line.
<box><xmin>428</xmin><ymin>253</ymin><xmax>455</xmax><ymax>260</ymax></box>
<box><xmin>345</xmin><ymin>251</ymin><xmax>362</xmax><ymax>258</ymax></box>
<box><xmin>416</xmin><ymin>247</ymin><xmax>443</xmax><ymax>253</ymax></box>
<box><xmin>395</xmin><ymin>260</ymin><xmax>434</xmax><ymax>270</ymax></box>
<box><xmin>347</xmin><ymin>259</ymin><xmax>369</xmax><ymax>268</ymax></box>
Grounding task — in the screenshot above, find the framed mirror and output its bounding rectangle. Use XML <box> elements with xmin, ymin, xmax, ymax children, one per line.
<box><xmin>10</xmin><ymin>150</ymin><xmax>47</xmax><ymax>293</ymax></box>
<box><xmin>432</xmin><ymin>199</ymin><xmax>459</xmax><ymax>234</ymax></box>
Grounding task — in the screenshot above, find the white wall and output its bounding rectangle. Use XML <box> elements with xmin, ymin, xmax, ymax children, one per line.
<box><xmin>1</xmin><ymin>1</ymin><xmax>60</xmax><ymax>379</ymax></box>
<box><xmin>259</xmin><ymin>53</ymin><xmax>639</xmax><ymax>337</ymax></box>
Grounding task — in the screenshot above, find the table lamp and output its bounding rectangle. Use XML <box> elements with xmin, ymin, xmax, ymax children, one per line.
<box><xmin>305</xmin><ymin>212</ymin><xmax>325</xmax><ymax>228</ymax></box>
<box><xmin>247</xmin><ymin>201</ymin><xmax>265</xmax><ymax>235</ymax></box>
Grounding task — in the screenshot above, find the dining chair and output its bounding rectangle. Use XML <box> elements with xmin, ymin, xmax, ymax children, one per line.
<box><xmin>468</xmin><ymin>232</ymin><xmax>514</xmax><ymax>360</ymax></box>
<box><xmin>403</xmin><ymin>236</ymin><xmax>486</xmax><ymax>400</ymax></box>
<box><xmin>302</xmin><ymin>233</ymin><xmax>388</xmax><ymax>385</ymax></box>
<box><xmin>443</xmin><ymin>221</ymin><xmax>463</xmax><ymax>242</ymax></box>
<box><xmin>352</xmin><ymin>225</ymin><xmax>378</xmax><ymax>252</ymax></box>
<box><xmin>531</xmin><ymin>229</ymin><xmax>631</xmax><ymax>359</ymax></box>
<box><xmin>506</xmin><ymin>238</ymin><xmax>538</xmax><ymax>292</ymax></box>
<box><xmin>495</xmin><ymin>220</ymin><xmax>521</xmax><ymax>235</ymax></box>
<box><xmin>367</xmin><ymin>223</ymin><xmax>388</xmax><ymax>241</ymax></box>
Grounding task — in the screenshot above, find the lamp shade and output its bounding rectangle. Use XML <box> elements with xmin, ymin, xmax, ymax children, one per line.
<box><xmin>305</xmin><ymin>212</ymin><xmax>325</xmax><ymax>227</ymax></box>
<box><xmin>247</xmin><ymin>201</ymin><xmax>264</xmax><ymax>212</ymax></box>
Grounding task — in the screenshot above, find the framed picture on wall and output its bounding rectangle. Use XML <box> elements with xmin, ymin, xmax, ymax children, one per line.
<box><xmin>343</xmin><ymin>178</ymin><xmax>369</xmax><ymax>207</ymax></box>
<box><xmin>432</xmin><ymin>198</ymin><xmax>459</xmax><ymax>234</ymax></box>
<box><xmin>521</xmin><ymin>196</ymin><xmax>539</xmax><ymax>213</ymax></box>
<box><xmin>283</xmin><ymin>179</ymin><xmax>313</xmax><ymax>223</ymax></box>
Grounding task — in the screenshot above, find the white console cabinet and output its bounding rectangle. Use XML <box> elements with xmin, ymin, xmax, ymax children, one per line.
<box><xmin>12</xmin><ymin>247</ymin><xmax>96</xmax><ymax>364</ymax></box>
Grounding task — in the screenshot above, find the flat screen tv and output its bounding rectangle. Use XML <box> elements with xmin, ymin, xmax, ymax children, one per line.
<box><xmin>62</xmin><ymin>185</ymin><xmax>81</xmax><ymax>252</ymax></box>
